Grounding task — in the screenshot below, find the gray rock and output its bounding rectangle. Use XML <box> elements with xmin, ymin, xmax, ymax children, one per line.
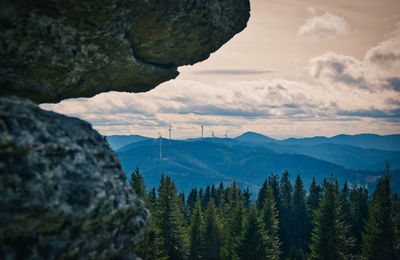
<box><xmin>0</xmin><ymin>96</ymin><xmax>150</xmax><ymax>259</ymax></box>
<box><xmin>0</xmin><ymin>0</ymin><xmax>250</xmax><ymax>103</ymax></box>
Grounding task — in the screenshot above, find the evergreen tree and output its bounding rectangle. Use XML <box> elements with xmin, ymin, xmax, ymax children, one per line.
<box><xmin>268</xmin><ymin>174</ymin><xmax>281</xmax><ymax>212</ymax></box>
<box><xmin>154</xmin><ymin>174</ymin><xmax>187</xmax><ymax>259</ymax></box>
<box><xmin>391</xmin><ymin>192</ymin><xmax>400</xmax><ymax>257</ymax></box>
<box><xmin>291</xmin><ymin>175</ymin><xmax>309</xmax><ymax>254</ymax></box>
<box><xmin>221</xmin><ymin>201</ymin><xmax>244</xmax><ymax>260</ymax></box>
<box><xmin>202</xmin><ymin>185</ymin><xmax>211</xmax><ymax>210</ymax></box>
<box><xmin>307</xmin><ymin>177</ymin><xmax>322</xmax><ymax>213</ymax></box>
<box><xmin>279</xmin><ymin>170</ymin><xmax>294</xmax><ymax>255</ymax></box>
<box><xmin>187</xmin><ymin>188</ymin><xmax>198</xmax><ymax>213</ymax></box>
<box><xmin>218</xmin><ymin>182</ymin><xmax>225</xmax><ymax>207</ymax></box>
<box><xmin>260</xmin><ymin>186</ymin><xmax>281</xmax><ymax>259</ymax></box>
<box><xmin>202</xmin><ymin>199</ymin><xmax>224</xmax><ymax>260</ymax></box>
<box><xmin>349</xmin><ymin>186</ymin><xmax>369</xmax><ymax>254</ymax></box>
<box><xmin>211</xmin><ymin>184</ymin><xmax>220</xmax><ymax>207</ymax></box>
<box><xmin>146</xmin><ymin>186</ymin><xmax>157</xmax><ymax>211</ymax></box>
<box><xmin>237</xmin><ymin>206</ymin><xmax>268</xmax><ymax>260</ymax></box>
<box><xmin>362</xmin><ymin>173</ymin><xmax>396</xmax><ymax>259</ymax></box>
<box><xmin>309</xmin><ymin>176</ymin><xmax>352</xmax><ymax>260</ymax></box>
<box><xmin>257</xmin><ymin>178</ymin><xmax>269</xmax><ymax>211</ymax></box>
<box><xmin>242</xmin><ymin>187</ymin><xmax>251</xmax><ymax>209</ymax></box>
<box><xmin>339</xmin><ymin>181</ymin><xmax>351</xmax><ymax>229</ymax></box>
<box><xmin>199</xmin><ymin>188</ymin><xmax>205</xmax><ymax>210</ymax></box>
<box><xmin>130</xmin><ymin>166</ymin><xmax>146</xmax><ymax>198</ymax></box>
<box><xmin>178</xmin><ymin>191</ymin><xmax>190</xmax><ymax>225</ymax></box>
<box><xmin>189</xmin><ymin>199</ymin><xmax>203</xmax><ymax>260</ymax></box>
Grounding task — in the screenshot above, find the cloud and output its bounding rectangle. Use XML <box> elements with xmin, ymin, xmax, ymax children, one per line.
<box><xmin>193</xmin><ymin>69</ymin><xmax>275</xmax><ymax>75</ymax></box>
<box><xmin>298</xmin><ymin>10</ymin><xmax>350</xmax><ymax>40</ymax></box>
<box><xmin>338</xmin><ymin>108</ymin><xmax>400</xmax><ymax>119</ymax></box>
<box><xmin>309</xmin><ymin>52</ymin><xmax>367</xmax><ymax>88</ymax></box>
<box><xmin>309</xmin><ymin>24</ymin><xmax>400</xmax><ymax>92</ymax></box>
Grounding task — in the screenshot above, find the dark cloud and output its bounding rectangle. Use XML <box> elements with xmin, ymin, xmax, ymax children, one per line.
<box><xmin>194</xmin><ymin>69</ymin><xmax>275</xmax><ymax>75</ymax></box>
<box><xmin>338</xmin><ymin>108</ymin><xmax>400</xmax><ymax>119</ymax></box>
<box><xmin>310</xmin><ymin>54</ymin><xmax>368</xmax><ymax>89</ymax></box>
<box><xmin>384</xmin><ymin>78</ymin><xmax>400</xmax><ymax>92</ymax></box>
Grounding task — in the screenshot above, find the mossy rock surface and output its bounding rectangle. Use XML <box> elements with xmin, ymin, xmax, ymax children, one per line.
<box><xmin>0</xmin><ymin>0</ymin><xmax>250</xmax><ymax>103</ymax></box>
<box><xmin>0</xmin><ymin>96</ymin><xmax>149</xmax><ymax>259</ymax></box>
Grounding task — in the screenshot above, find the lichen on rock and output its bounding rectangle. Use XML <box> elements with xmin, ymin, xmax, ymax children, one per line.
<box><xmin>0</xmin><ymin>96</ymin><xmax>150</xmax><ymax>259</ymax></box>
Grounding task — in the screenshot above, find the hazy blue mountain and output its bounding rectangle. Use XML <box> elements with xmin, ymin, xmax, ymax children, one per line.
<box><xmin>280</xmin><ymin>133</ymin><xmax>400</xmax><ymax>151</ymax></box>
<box><xmin>116</xmin><ymin>138</ymin><xmax>387</xmax><ymax>194</ymax></box>
<box><xmin>106</xmin><ymin>135</ymin><xmax>150</xmax><ymax>150</ymax></box>
<box><xmin>243</xmin><ymin>142</ymin><xmax>400</xmax><ymax>171</ymax></box>
<box><xmin>234</xmin><ymin>132</ymin><xmax>400</xmax><ymax>170</ymax></box>
<box><xmin>235</xmin><ymin>131</ymin><xmax>277</xmax><ymax>144</ymax></box>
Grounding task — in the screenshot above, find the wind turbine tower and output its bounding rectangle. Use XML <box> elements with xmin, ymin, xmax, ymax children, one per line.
<box><xmin>212</xmin><ymin>131</ymin><xmax>215</xmax><ymax>143</ymax></box>
<box><xmin>168</xmin><ymin>122</ymin><xmax>172</xmax><ymax>145</ymax></box>
<box><xmin>225</xmin><ymin>130</ymin><xmax>228</xmax><ymax>138</ymax></box>
<box><xmin>158</xmin><ymin>132</ymin><xmax>162</xmax><ymax>160</ymax></box>
<box><xmin>201</xmin><ymin>124</ymin><xmax>204</xmax><ymax>139</ymax></box>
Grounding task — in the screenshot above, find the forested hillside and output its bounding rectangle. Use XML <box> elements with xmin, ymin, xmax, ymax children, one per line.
<box><xmin>115</xmin><ymin>137</ymin><xmax>400</xmax><ymax>194</ymax></box>
<box><xmin>130</xmin><ymin>166</ymin><xmax>400</xmax><ymax>259</ymax></box>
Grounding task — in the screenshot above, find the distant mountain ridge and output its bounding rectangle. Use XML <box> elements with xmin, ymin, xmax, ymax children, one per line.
<box><xmin>235</xmin><ymin>131</ymin><xmax>400</xmax><ymax>151</ymax></box>
<box><xmin>107</xmin><ymin>132</ymin><xmax>400</xmax><ymax>193</ymax></box>
<box><xmin>106</xmin><ymin>135</ymin><xmax>150</xmax><ymax>150</ymax></box>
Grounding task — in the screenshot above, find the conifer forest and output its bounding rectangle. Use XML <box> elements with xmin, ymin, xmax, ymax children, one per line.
<box><xmin>130</xmin><ymin>166</ymin><xmax>400</xmax><ymax>260</ymax></box>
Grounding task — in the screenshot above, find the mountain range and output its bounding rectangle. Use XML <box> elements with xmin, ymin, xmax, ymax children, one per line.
<box><xmin>107</xmin><ymin>132</ymin><xmax>400</xmax><ymax>194</ymax></box>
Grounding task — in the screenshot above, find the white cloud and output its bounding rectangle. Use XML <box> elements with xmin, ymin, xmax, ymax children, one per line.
<box><xmin>298</xmin><ymin>10</ymin><xmax>350</xmax><ymax>40</ymax></box>
<box><xmin>309</xmin><ymin>24</ymin><xmax>400</xmax><ymax>92</ymax></box>
<box><xmin>41</xmin><ymin>75</ymin><xmax>399</xmax><ymax>138</ymax></box>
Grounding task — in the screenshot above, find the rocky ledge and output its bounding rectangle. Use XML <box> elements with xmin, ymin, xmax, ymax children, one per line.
<box><xmin>0</xmin><ymin>0</ymin><xmax>250</xmax><ymax>103</ymax></box>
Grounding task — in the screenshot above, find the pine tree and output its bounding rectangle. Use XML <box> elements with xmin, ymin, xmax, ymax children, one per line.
<box><xmin>260</xmin><ymin>186</ymin><xmax>281</xmax><ymax>259</ymax></box>
<box><xmin>391</xmin><ymin>192</ymin><xmax>400</xmax><ymax>258</ymax></box>
<box><xmin>178</xmin><ymin>191</ymin><xmax>190</xmax><ymax>225</ymax></box>
<box><xmin>187</xmin><ymin>188</ymin><xmax>198</xmax><ymax>213</ymax></box>
<box><xmin>237</xmin><ymin>206</ymin><xmax>268</xmax><ymax>260</ymax></box>
<box><xmin>257</xmin><ymin>178</ymin><xmax>269</xmax><ymax>211</ymax></box>
<box><xmin>154</xmin><ymin>174</ymin><xmax>187</xmax><ymax>259</ymax></box>
<box><xmin>339</xmin><ymin>181</ymin><xmax>351</xmax><ymax>229</ymax></box>
<box><xmin>309</xmin><ymin>176</ymin><xmax>352</xmax><ymax>260</ymax></box>
<box><xmin>362</xmin><ymin>173</ymin><xmax>396</xmax><ymax>259</ymax></box>
<box><xmin>202</xmin><ymin>185</ymin><xmax>211</xmax><ymax>210</ymax></box>
<box><xmin>221</xmin><ymin>201</ymin><xmax>244</xmax><ymax>260</ymax></box>
<box><xmin>279</xmin><ymin>170</ymin><xmax>293</xmax><ymax>255</ymax></box>
<box><xmin>242</xmin><ymin>187</ymin><xmax>251</xmax><ymax>209</ymax></box>
<box><xmin>349</xmin><ymin>186</ymin><xmax>368</xmax><ymax>254</ymax></box>
<box><xmin>130</xmin><ymin>166</ymin><xmax>146</xmax><ymax>198</ymax></box>
<box><xmin>211</xmin><ymin>184</ymin><xmax>220</xmax><ymax>206</ymax></box>
<box><xmin>307</xmin><ymin>177</ymin><xmax>322</xmax><ymax>213</ymax></box>
<box><xmin>291</xmin><ymin>175</ymin><xmax>309</xmax><ymax>254</ymax></box>
<box><xmin>189</xmin><ymin>199</ymin><xmax>203</xmax><ymax>260</ymax></box>
<box><xmin>268</xmin><ymin>174</ymin><xmax>281</xmax><ymax>212</ymax></box>
<box><xmin>202</xmin><ymin>199</ymin><xmax>224</xmax><ymax>260</ymax></box>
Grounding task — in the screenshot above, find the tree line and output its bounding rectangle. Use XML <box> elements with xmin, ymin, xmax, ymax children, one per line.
<box><xmin>129</xmin><ymin>165</ymin><xmax>400</xmax><ymax>259</ymax></box>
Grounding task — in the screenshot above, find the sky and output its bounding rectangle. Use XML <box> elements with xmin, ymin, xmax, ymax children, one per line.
<box><xmin>41</xmin><ymin>0</ymin><xmax>400</xmax><ymax>139</ymax></box>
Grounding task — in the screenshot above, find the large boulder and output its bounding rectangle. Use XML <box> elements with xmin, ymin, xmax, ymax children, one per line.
<box><xmin>0</xmin><ymin>0</ymin><xmax>250</xmax><ymax>103</ymax></box>
<box><xmin>0</xmin><ymin>96</ymin><xmax>150</xmax><ymax>259</ymax></box>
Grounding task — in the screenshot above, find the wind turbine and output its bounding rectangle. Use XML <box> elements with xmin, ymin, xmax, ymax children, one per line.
<box><xmin>201</xmin><ymin>124</ymin><xmax>204</xmax><ymax>139</ymax></box>
<box><xmin>212</xmin><ymin>131</ymin><xmax>215</xmax><ymax>143</ymax></box>
<box><xmin>158</xmin><ymin>132</ymin><xmax>162</xmax><ymax>160</ymax></box>
<box><xmin>225</xmin><ymin>130</ymin><xmax>228</xmax><ymax>138</ymax></box>
<box><xmin>168</xmin><ymin>122</ymin><xmax>172</xmax><ymax>146</ymax></box>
